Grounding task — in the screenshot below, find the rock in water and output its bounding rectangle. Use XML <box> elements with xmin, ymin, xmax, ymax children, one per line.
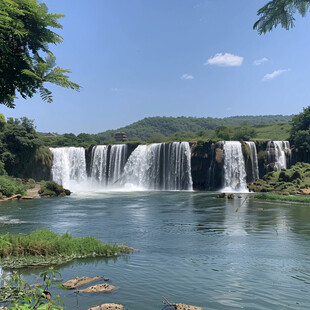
<box><xmin>227</xmin><ymin>193</ymin><xmax>234</xmax><ymax>199</ymax></box>
<box><xmin>88</xmin><ymin>304</ymin><xmax>124</xmax><ymax>310</ymax></box>
<box><xmin>62</xmin><ymin>276</ymin><xmax>103</xmax><ymax>289</ymax></box>
<box><xmin>77</xmin><ymin>283</ymin><xmax>115</xmax><ymax>293</ymax></box>
<box><xmin>175</xmin><ymin>303</ymin><xmax>202</xmax><ymax>310</ymax></box>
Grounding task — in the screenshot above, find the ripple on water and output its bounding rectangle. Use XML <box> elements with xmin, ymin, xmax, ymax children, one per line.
<box><xmin>0</xmin><ymin>215</ymin><xmax>27</xmax><ymax>225</ymax></box>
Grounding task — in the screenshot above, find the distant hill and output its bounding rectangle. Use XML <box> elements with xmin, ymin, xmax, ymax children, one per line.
<box><xmin>95</xmin><ymin>115</ymin><xmax>293</xmax><ymax>141</ymax></box>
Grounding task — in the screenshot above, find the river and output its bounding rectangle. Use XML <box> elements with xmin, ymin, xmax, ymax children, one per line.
<box><xmin>0</xmin><ymin>191</ymin><xmax>309</xmax><ymax>310</ymax></box>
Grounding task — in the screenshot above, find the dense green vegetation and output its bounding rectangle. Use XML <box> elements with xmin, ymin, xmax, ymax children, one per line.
<box><xmin>40</xmin><ymin>115</ymin><xmax>292</xmax><ymax>146</ymax></box>
<box><xmin>248</xmin><ymin>162</ymin><xmax>310</xmax><ymax>195</ymax></box>
<box><xmin>0</xmin><ymin>269</ymin><xmax>64</xmax><ymax>308</ymax></box>
<box><xmin>0</xmin><ymin>175</ymin><xmax>26</xmax><ymax>198</ymax></box>
<box><xmin>254</xmin><ymin>193</ymin><xmax>310</xmax><ymax>203</ymax></box>
<box><xmin>0</xmin><ymin>0</ymin><xmax>80</xmax><ymax>108</ymax></box>
<box><xmin>290</xmin><ymin>106</ymin><xmax>310</xmax><ymax>163</ymax></box>
<box><xmin>0</xmin><ymin>229</ymin><xmax>131</xmax><ymax>268</ymax></box>
<box><xmin>0</xmin><ymin>114</ymin><xmax>53</xmax><ymax>180</ymax></box>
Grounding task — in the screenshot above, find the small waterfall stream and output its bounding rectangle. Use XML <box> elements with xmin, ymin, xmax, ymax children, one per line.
<box><xmin>266</xmin><ymin>141</ymin><xmax>291</xmax><ymax>171</ymax></box>
<box><xmin>90</xmin><ymin>145</ymin><xmax>109</xmax><ymax>185</ymax></box>
<box><xmin>108</xmin><ymin>145</ymin><xmax>128</xmax><ymax>184</ymax></box>
<box><xmin>222</xmin><ymin>141</ymin><xmax>247</xmax><ymax>192</ymax></box>
<box><xmin>245</xmin><ymin>141</ymin><xmax>259</xmax><ymax>182</ymax></box>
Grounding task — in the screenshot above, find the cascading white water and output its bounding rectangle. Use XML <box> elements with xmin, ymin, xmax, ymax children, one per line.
<box><xmin>90</xmin><ymin>145</ymin><xmax>109</xmax><ymax>185</ymax></box>
<box><xmin>50</xmin><ymin>143</ymin><xmax>192</xmax><ymax>191</ymax></box>
<box><xmin>245</xmin><ymin>141</ymin><xmax>259</xmax><ymax>182</ymax></box>
<box><xmin>222</xmin><ymin>141</ymin><xmax>247</xmax><ymax>192</ymax></box>
<box><xmin>50</xmin><ymin>147</ymin><xmax>87</xmax><ymax>188</ymax></box>
<box><xmin>266</xmin><ymin>141</ymin><xmax>291</xmax><ymax>171</ymax></box>
<box><xmin>122</xmin><ymin>142</ymin><xmax>193</xmax><ymax>190</ymax></box>
<box><xmin>108</xmin><ymin>145</ymin><xmax>128</xmax><ymax>184</ymax></box>
<box><xmin>90</xmin><ymin>144</ymin><xmax>128</xmax><ymax>186</ymax></box>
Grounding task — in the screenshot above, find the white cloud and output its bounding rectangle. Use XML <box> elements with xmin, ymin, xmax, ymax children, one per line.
<box><xmin>262</xmin><ymin>69</ymin><xmax>290</xmax><ymax>81</ymax></box>
<box><xmin>181</xmin><ymin>74</ymin><xmax>194</xmax><ymax>80</ymax></box>
<box><xmin>254</xmin><ymin>57</ymin><xmax>268</xmax><ymax>66</ymax></box>
<box><xmin>205</xmin><ymin>53</ymin><xmax>244</xmax><ymax>67</ymax></box>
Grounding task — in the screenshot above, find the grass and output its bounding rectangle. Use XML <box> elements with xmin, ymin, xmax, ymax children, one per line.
<box><xmin>0</xmin><ymin>229</ymin><xmax>131</xmax><ymax>268</ymax></box>
<box><xmin>254</xmin><ymin>122</ymin><xmax>291</xmax><ymax>140</ymax></box>
<box><xmin>254</xmin><ymin>193</ymin><xmax>310</xmax><ymax>203</ymax></box>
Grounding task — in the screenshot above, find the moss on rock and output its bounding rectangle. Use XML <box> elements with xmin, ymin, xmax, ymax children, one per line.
<box><xmin>39</xmin><ymin>181</ymin><xmax>71</xmax><ymax>197</ymax></box>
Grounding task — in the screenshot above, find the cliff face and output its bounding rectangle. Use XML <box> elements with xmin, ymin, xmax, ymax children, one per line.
<box><xmin>191</xmin><ymin>141</ymin><xmax>224</xmax><ymax>190</ymax></box>
<box><xmin>191</xmin><ymin>140</ymin><xmax>296</xmax><ymax>191</ymax></box>
<box><xmin>22</xmin><ymin>146</ymin><xmax>53</xmax><ymax>181</ymax></box>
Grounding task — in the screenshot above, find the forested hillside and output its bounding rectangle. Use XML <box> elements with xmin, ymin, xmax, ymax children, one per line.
<box><xmin>40</xmin><ymin>115</ymin><xmax>292</xmax><ymax>146</ymax></box>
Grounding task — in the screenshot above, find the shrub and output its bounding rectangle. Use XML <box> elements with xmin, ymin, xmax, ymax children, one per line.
<box><xmin>39</xmin><ymin>181</ymin><xmax>71</xmax><ymax>197</ymax></box>
<box><xmin>0</xmin><ymin>176</ymin><xmax>26</xmax><ymax>197</ymax></box>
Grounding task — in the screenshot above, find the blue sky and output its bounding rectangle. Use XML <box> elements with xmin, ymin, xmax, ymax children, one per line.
<box><xmin>1</xmin><ymin>0</ymin><xmax>310</xmax><ymax>134</ymax></box>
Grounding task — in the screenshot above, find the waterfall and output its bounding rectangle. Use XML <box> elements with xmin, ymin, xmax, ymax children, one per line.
<box><xmin>90</xmin><ymin>145</ymin><xmax>109</xmax><ymax>185</ymax></box>
<box><xmin>90</xmin><ymin>144</ymin><xmax>128</xmax><ymax>186</ymax></box>
<box><xmin>222</xmin><ymin>141</ymin><xmax>247</xmax><ymax>192</ymax></box>
<box><xmin>245</xmin><ymin>141</ymin><xmax>259</xmax><ymax>182</ymax></box>
<box><xmin>50</xmin><ymin>147</ymin><xmax>87</xmax><ymax>188</ymax></box>
<box><xmin>266</xmin><ymin>141</ymin><xmax>291</xmax><ymax>171</ymax></box>
<box><xmin>122</xmin><ymin>142</ymin><xmax>193</xmax><ymax>190</ymax></box>
<box><xmin>108</xmin><ymin>145</ymin><xmax>128</xmax><ymax>184</ymax></box>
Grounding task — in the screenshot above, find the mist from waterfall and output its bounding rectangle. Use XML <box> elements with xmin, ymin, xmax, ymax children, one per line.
<box><xmin>222</xmin><ymin>141</ymin><xmax>247</xmax><ymax>192</ymax></box>
<box><xmin>245</xmin><ymin>141</ymin><xmax>259</xmax><ymax>182</ymax></box>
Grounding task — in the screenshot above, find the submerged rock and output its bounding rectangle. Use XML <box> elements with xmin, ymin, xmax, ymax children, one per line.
<box><xmin>77</xmin><ymin>283</ymin><xmax>115</xmax><ymax>293</ymax></box>
<box><xmin>88</xmin><ymin>304</ymin><xmax>124</xmax><ymax>310</ymax></box>
<box><xmin>63</xmin><ymin>276</ymin><xmax>103</xmax><ymax>289</ymax></box>
<box><xmin>227</xmin><ymin>194</ymin><xmax>234</xmax><ymax>199</ymax></box>
<box><xmin>217</xmin><ymin>193</ymin><xmax>226</xmax><ymax>199</ymax></box>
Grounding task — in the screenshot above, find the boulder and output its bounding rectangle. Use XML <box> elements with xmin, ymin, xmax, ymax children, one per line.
<box><xmin>175</xmin><ymin>303</ymin><xmax>203</xmax><ymax>310</ymax></box>
<box><xmin>227</xmin><ymin>193</ymin><xmax>234</xmax><ymax>199</ymax></box>
<box><xmin>77</xmin><ymin>283</ymin><xmax>115</xmax><ymax>293</ymax></box>
<box><xmin>88</xmin><ymin>304</ymin><xmax>124</xmax><ymax>310</ymax></box>
<box><xmin>63</xmin><ymin>276</ymin><xmax>103</xmax><ymax>289</ymax></box>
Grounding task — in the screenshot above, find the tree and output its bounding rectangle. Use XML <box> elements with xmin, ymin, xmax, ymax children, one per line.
<box><xmin>22</xmin><ymin>53</ymin><xmax>80</xmax><ymax>103</ymax></box>
<box><xmin>254</xmin><ymin>0</ymin><xmax>310</xmax><ymax>34</ymax></box>
<box><xmin>290</xmin><ymin>106</ymin><xmax>310</xmax><ymax>162</ymax></box>
<box><xmin>1</xmin><ymin>117</ymin><xmax>42</xmax><ymax>176</ymax></box>
<box><xmin>0</xmin><ymin>0</ymin><xmax>80</xmax><ymax>108</ymax></box>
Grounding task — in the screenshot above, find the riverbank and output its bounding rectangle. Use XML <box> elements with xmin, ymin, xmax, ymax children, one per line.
<box><xmin>0</xmin><ymin>229</ymin><xmax>131</xmax><ymax>269</ymax></box>
<box><xmin>254</xmin><ymin>193</ymin><xmax>310</xmax><ymax>203</ymax></box>
<box><xmin>0</xmin><ymin>181</ymin><xmax>71</xmax><ymax>202</ymax></box>
<box><xmin>248</xmin><ymin>162</ymin><xmax>310</xmax><ymax>195</ymax></box>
